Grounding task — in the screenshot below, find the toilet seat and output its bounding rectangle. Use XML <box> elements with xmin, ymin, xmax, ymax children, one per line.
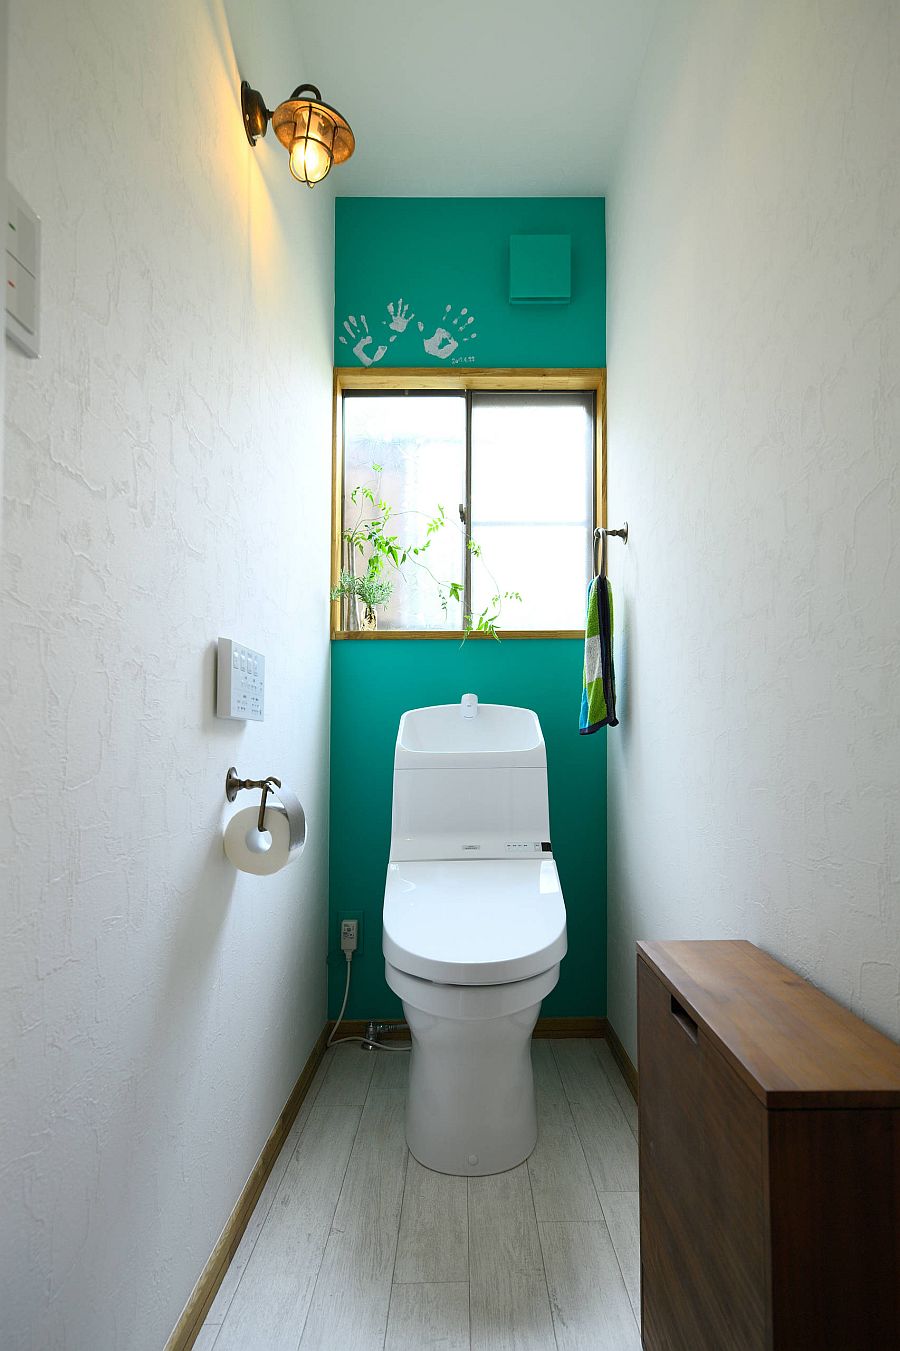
<box><xmin>383</xmin><ymin>858</ymin><xmax>567</xmax><ymax>986</ymax></box>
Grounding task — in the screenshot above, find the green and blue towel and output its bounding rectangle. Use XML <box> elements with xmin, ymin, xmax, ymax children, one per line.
<box><xmin>580</xmin><ymin>575</ymin><xmax>618</xmax><ymax>733</ymax></box>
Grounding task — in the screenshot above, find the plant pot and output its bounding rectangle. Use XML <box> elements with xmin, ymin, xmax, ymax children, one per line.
<box><xmin>360</xmin><ymin>605</ymin><xmax>377</xmax><ymax>632</ymax></box>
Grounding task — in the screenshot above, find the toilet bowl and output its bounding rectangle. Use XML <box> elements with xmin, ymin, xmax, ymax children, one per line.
<box><xmin>382</xmin><ymin>699</ymin><xmax>567</xmax><ymax>1176</ymax></box>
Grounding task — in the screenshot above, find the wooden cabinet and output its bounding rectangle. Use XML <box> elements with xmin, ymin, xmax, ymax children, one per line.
<box><xmin>637</xmin><ymin>940</ymin><xmax>900</xmax><ymax>1351</ymax></box>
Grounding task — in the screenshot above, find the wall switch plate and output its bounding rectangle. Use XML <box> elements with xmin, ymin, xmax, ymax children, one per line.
<box><xmin>216</xmin><ymin>637</ymin><xmax>265</xmax><ymax>721</ymax></box>
<box><xmin>6</xmin><ymin>183</ymin><xmax>40</xmax><ymax>357</ymax></box>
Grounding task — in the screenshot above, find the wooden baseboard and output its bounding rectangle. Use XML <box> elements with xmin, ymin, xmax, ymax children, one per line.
<box><xmin>605</xmin><ymin>1019</ymin><xmax>639</xmax><ymax>1103</ymax></box>
<box><xmin>533</xmin><ymin>1015</ymin><xmax>607</xmax><ymax>1039</ymax></box>
<box><xmin>164</xmin><ymin>1025</ymin><xmax>330</xmax><ymax>1351</ymax></box>
<box><xmin>333</xmin><ymin>1015</ymin><xmax>608</xmax><ymax>1041</ymax></box>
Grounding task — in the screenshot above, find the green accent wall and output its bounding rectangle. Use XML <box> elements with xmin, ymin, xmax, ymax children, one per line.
<box><xmin>328</xmin><ymin>640</ymin><xmax>606</xmax><ymax>1019</ymax></box>
<box><xmin>335</xmin><ymin>197</ymin><xmax>605</xmax><ymax>369</ymax></box>
<box><xmin>328</xmin><ymin>195</ymin><xmax>607</xmax><ymax>1023</ymax></box>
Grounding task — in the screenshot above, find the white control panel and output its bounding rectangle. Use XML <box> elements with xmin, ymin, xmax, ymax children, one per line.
<box><xmin>217</xmin><ymin>637</ymin><xmax>265</xmax><ymax>721</ymax></box>
<box><xmin>6</xmin><ymin>183</ymin><xmax>40</xmax><ymax>358</ymax></box>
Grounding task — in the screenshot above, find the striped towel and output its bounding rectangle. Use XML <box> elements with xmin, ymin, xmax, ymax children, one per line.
<box><xmin>579</xmin><ymin>576</ymin><xmax>618</xmax><ymax>732</ymax></box>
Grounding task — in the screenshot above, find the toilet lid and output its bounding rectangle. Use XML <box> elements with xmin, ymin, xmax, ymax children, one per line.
<box><xmin>383</xmin><ymin>858</ymin><xmax>567</xmax><ymax>986</ymax></box>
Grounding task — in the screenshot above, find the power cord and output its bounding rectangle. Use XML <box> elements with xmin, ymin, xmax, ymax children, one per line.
<box><xmin>327</xmin><ymin>947</ymin><xmax>411</xmax><ymax>1053</ymax></box>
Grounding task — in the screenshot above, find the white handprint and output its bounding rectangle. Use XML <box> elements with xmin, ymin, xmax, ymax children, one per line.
<box><xmin>338</xmin><ymin>314</ymin><xmax>388</xmax><ymax>366</ymax></box>
<box><xmin>418</xmin><ymin>305</ymin><xmax>478</xmax><ymax>360</ymax></box>
<box><xmin>384</xmin><ymin>298</ymin><xmax>415</xmax><ymax>333</ymax></box>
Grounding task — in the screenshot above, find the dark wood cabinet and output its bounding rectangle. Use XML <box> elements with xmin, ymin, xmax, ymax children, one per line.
<box><xmin>637</xmin><ymin>940</ymin><xmax>900</xmax><ymax>1351</ymax></box>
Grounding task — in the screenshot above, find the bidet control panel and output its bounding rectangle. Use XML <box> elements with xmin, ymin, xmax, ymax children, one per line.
<box><xmin>216</xmin><ymin>637</ymin><xmax>265</xmax><ymax>721</ymax></box>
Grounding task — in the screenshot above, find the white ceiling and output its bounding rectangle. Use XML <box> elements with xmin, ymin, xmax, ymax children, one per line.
<box><xmin>298</xmin><ymin>0</ymin><xmax>660</xmax><ymax>196</ymax></box>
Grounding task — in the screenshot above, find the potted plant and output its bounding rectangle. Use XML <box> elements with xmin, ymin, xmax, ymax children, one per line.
<box><xmin>330</xmin><ymin>568</ymin><xmax>393</xmax><ymax>631</ymax></box>
<box><xmin>333</xmin><ymin>464</ymin><xmax>521</xmax><ymax>638</ymax></box>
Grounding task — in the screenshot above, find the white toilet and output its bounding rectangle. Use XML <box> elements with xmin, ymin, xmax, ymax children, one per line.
<box><xmin>382</xmin><ymin>695</ymin><xmax>567</xmax><ymax>1176</ymax></box>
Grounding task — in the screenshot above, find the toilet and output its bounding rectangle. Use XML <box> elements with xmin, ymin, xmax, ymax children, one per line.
<box><xmin>382</xmin><ymin>695</ymin><xmax>567</xmax><ymax>1175</ymax></box>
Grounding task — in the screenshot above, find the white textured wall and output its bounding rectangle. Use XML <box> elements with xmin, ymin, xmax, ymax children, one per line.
<box><xmin>607</xmin><ymin>0</ymin><xmax>900</xmax><ymax>1058</ymax></box>
<box><xmin>0</xmin><ymin>2</ymin><xmax>335</xmax><ymax>1347</ymax></box>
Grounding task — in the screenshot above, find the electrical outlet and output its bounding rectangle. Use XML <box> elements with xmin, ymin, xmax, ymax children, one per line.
<box><xmin>336</xmin><ymin>911</ymin><xmax>363</xmax><ymax>957</ymax></box>
<box><xmin>340</xmin><ymin>919</ymin><xmax>359</xmax><ymax>953</ymax></box>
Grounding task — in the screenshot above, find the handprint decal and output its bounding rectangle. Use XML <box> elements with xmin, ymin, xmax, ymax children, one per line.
<box><xmin>338</xmin><ymin>314</ymin><xmax>389</xmax><ymax>366</ymax></box>
<box><xmin>384</xmin><ymin>298</ymin><xmax>415</xmax><ymax>333</ymax></box>
<box><xmin>338</xmin><ymin>300</ymin><xmax>479</xmax><ymax>364</ymax></box>
<box><xmin>418</xmin><ymin>305</ymin><xmax>478</xmax><ymax>360</ymax></box>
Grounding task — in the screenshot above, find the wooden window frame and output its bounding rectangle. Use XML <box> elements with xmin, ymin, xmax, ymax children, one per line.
<box><xmin>331</xmin><ymin>367</ymin><xmax>607</xmax><ymax>640</ymax></box>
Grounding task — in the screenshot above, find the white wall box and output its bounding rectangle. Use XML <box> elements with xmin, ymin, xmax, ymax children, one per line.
<box><xmin>509</xmin><ymin>233</ymin><xmax>571</xmax><ymax>303</ymax></box>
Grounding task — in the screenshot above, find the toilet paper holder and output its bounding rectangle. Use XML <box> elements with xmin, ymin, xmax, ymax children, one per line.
<box><xmin>225</xmin><ymin>766</ymin><xmax>282</xmax><ymax>833</ymax></box>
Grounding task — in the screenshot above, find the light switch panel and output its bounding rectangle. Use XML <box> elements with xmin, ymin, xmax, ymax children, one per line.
<box><xmin>216</xmin><ymin>638</ymin><xmax>265</xmax><ymax>721</ymax></box>
<box><xmin>6</xmin><ymin>182</ymin><xmax>40</xmax><ymax>358</ymax></box>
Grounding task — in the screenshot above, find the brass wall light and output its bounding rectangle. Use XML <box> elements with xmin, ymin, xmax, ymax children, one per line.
<box><xmin>240</xmin><ymin>80</ymin><xmax>355</xmax><ymax>186</ymax></box>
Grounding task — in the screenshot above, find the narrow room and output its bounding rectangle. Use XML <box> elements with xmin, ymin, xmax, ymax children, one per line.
<box><xmin>1</xmin><ymin>2</ymin><xmax>898</xmax><ymax>1349</ymax></box>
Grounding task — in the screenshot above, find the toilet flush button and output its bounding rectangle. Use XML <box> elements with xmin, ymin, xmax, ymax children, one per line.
<box><xmin>467</xmin><ymin>1154</ymin><xmax>479</xmax><ymax>1167</ymax></box>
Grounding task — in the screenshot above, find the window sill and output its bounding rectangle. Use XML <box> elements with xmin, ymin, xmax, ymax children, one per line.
<box><xmin>331</xmin><ymin>629</ymin><xmax>584</xmax><ymax>641</ymax></box>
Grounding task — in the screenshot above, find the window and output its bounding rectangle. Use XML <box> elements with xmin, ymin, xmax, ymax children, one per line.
<box><xmin>469</xmin><ymin>393</ymin><xmax>594</xmax><ymax>631</ymax></box>
<box><xmin>334</xmin><ymin>373</ymin><xmax>603</xmax><ymax>636</ymax></box>
<box><xmin>342</xmin><ymin>394</ymin><xmax>466</xmax><ymax>629</ymax></box>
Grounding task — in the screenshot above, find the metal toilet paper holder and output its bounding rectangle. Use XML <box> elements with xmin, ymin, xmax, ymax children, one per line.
<box><xmin>225</xmin><ymin>767</ymin><xmax>282</xmax><ymax>833</ymax></box>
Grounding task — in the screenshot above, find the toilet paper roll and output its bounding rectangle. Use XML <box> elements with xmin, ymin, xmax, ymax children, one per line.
<box><xmin>223</xmin><ymin>786</ymin><xmax>307</xmax><ymax>876</ymax></box>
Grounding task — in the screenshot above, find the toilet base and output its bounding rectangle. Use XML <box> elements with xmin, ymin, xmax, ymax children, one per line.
<box><xmin>386</xmin><ymin>961</ymin><xmax>560</xmax><ymax>1176</ymax></box>
<box><xmin>404</xmin><ymin>1002</ymin><xmax>540</xmax><ymax>1175</ymax></box>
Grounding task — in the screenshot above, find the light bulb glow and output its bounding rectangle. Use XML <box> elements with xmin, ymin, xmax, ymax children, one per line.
<box><xmin>289</xmin><ymin>136</ymin><xmax>332</xmax><ymax>185</ymax></box>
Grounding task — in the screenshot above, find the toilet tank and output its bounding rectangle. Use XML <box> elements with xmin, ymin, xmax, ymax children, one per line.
<box><xmin>389</xmin><ymin>703</ymin><xmax>552</xmax><ymax>861</ymax></box>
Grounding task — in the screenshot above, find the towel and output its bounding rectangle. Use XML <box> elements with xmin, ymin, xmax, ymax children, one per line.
<box><xmin>580</xmin><ymin>575</ymin><xmax>618</xmax><ymax>732</ymax></box>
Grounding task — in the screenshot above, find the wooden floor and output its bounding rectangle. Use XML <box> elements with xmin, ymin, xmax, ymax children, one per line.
<box><xmin>197</xmin><ymin>1038</ymin><xmax>640</xmax><ymax>1351</ymax></box>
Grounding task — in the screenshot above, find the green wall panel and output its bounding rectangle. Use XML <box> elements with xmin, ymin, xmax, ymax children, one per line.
<box><xmin>328</xmin><ymin>639</ymin><xmax>606</xmax><ymax>1021</ymax></box>
<box><xmin>334</xmin><ymin>197</ymin><xmax>605</xmax><ymax>369</ymax></box>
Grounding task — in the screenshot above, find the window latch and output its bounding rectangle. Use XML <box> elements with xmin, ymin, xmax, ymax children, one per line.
<box><xmin>458</xmin><ymin>503</ymin><xmax>467</xmax><ymax>525</ymax></box>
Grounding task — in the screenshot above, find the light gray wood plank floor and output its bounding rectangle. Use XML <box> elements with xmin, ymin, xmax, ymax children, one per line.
<box><xmin>540</xmin><ymin>1221</ymin><xmax>641</xmax><ymax>1351</ymax></box>
<box><xmin>386</xmin><ymin>1282</ymin><xmax>470</xmax><ymax>1351</ymax></box>
<box><xmin>551</xmin><ymin>1040</ymin><xmax>639</xmax><ymax>1193</ymax></box>
<box><xmin>200</xmin><ymin>1038</ymin><xmax>640</xmax><ymax>1350</ymax></box>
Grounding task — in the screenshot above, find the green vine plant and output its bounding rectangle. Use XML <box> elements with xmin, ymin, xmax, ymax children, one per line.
<box><xmin>330</xmin><ymin>464</ymin><xmax>522</xmax><ymax>639</ymax></box>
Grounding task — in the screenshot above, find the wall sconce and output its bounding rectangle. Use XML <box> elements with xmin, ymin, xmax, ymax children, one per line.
<box><xmin>240</xmin><ymin>80</ymin><xmax>355</xmax><ymax>187</ymax></box>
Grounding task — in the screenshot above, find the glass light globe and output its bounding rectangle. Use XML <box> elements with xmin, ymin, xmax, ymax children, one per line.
<box><xmin>289</xmin><ymin>136</ymin><xmax>332</xmax><ymax>185</ymax></box>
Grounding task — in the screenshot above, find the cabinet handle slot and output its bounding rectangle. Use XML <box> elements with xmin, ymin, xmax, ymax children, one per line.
<box><xmin>670</xmin><ymin>994</ymin><xmax>699</xmax><ymax>1043</ymax></box>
